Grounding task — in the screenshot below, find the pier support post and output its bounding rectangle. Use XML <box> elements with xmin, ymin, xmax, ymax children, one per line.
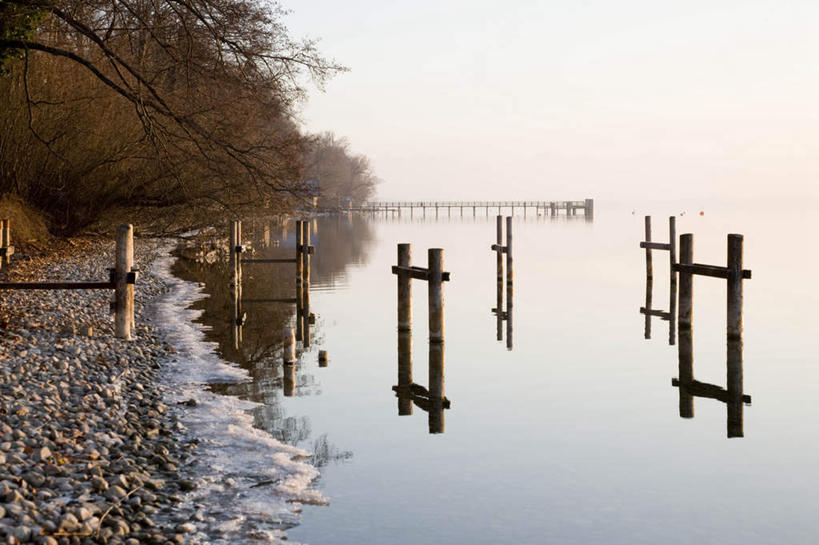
<box><xmin>397</xmin><ymin>243</ymin><xmax>412</xmax><ymax>332</ymax></box>
<box><xmin>679</xmin><ymin>234</ymin><xmax>693</xmax><ymax>328</ymax></box>
<box><xmin>115</xmin><ymin>224</ymin><xmax>134</xmax><ymax>340</ymax></box>
<box><xmin>727</xmin><ymin>234</ymin><xmax>744</xmax><ymax>340</ymax></box>
<box><xmin>428</xmin><ymin>249</ymin><xmax>445</xmax><ymax>343</ymax></box>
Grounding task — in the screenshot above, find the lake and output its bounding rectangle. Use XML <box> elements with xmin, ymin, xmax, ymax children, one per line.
<box><xmin>169</xmin><ymin>202</ymin><xmax>819</xmax><ymax>545</ymax></box>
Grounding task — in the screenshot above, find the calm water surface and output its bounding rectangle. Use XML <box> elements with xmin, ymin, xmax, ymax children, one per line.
<box><xmin>174</xmin><ymin>203</ymin><xmax>819</xmax><ymax>545</ymax></box>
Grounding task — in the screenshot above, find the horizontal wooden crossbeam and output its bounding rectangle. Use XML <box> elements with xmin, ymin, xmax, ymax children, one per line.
<box><xmin>640</xmin><ymin>307</ymin><xmax>671</xmax><ymax>320</ymax></box>
<box><xmin>0</xmin><ymin>246</ymin><xmax>14</xmax><ymax>257</ymax></box>
<box><xmin>490</xmin><ymin>244</ymin><xmax>508</xmax><ymax>253</ymax></box>
<box><xmin>391</xmin><ymin>265</ymin><xmax>451</xmax><ymax>281</ymax></box>
<box><xmin>673</xmin><ymin>263</ymin><xmax>752</xmax><ymax>280</ymax></box>
<box><xmin>241</xmin><ymin>298</ymin><xmax>298</xmax><ymax>304</ymax></box>
<box><xmin>0</xmin><ymin>281</ymin><xmax>115</xmax><ymax>290</ymax></box>
<box><xmin>639</xmin><ymin>241</ymin><xmax>671</xmax><ymax>251</ymax></box>
<box><xmin>672</xmin><ymin>378</ymin><xmax>752</xmax><ymax>404</ymax></box>
<box><xmin>242</xmin><ymin>258</ymin><xmax>298</xmax><ymax>264</ymax></box>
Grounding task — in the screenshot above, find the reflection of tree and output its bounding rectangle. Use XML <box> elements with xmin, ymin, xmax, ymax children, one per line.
<box><xmin>310</xmin><ymin>434</ymin><xmax>353</xmax><ymax>468</ymax></box>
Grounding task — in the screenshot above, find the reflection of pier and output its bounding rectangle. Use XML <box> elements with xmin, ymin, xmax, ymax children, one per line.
<box><xmin>355</xmin><ymin>199</ymin><xmax>593</xmax><ymax>219</ymax></box>
<box><xmin>490</xmin><ymin>216</ymin><xmax>513</xmax><ymax>349</ymax></box>
<box><xmin>391</xmin><ymin>243</ymin><xmax>452</xmax><ymax>433</ymax></box>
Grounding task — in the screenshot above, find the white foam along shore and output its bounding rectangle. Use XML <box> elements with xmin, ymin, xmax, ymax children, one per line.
<box><xmin>149</xmin><ymin>250</ymin><xmax>326</xmax><ymax>544</ymax></box>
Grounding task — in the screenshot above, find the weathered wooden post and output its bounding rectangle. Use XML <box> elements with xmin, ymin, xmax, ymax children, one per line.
<box><xmin>644</xmin><ymin>277</ymin><xmax>653</xmax><ymax>339</ymax></box>
<box><xmin>295</xmin><ymin>220</ymin><xmax>304</xmax><ymax>342</ymax></box>
<box><xmin>668</xmin><ymin>216</ymin><xmax>677</xmax><ymax>346</ymax></box>
<box><xmin>678</xmin><ymin>234</ymin><xmax>693</xmax><ymax>328</ymax></box>
<box><xmin>398</xmin><ymin>330</ymin><xmax>413</xmax><ymax>415</ymax></box>
<box><xmin>644</xmin><ymin>216</ymin><xmax>653</xmax><ymax>280</ymax></box>
<box><xmin>726</xmin><ymin>234</ymin><xmax>744</xmax><ymax>340</ymax></box>
<box><xmin>495</xmin><ymin>216</ymin><xmax>503</xmax><ymax>284</ymax></box>
<box><xmin>428</xmin><ymin>248</ymin><xmax>445</xmax><ymax>343</ymax></box>
<box><xmin>115</xmin><ymin>224</ymin><xmax>134</xmax><ymax>340</ymax></box>
<box><xmin>428</xmin><ymin>340</ymin><xmax>445</xmax><ymax>434</ymax></box>
<box><xmin>585</xmin><ymin>198</ymin><xmax>594</xmax><ymax>218</ymax></box>
<box><xmin>397</xmin><ymin>243</ymin><xmax>412</xmax><ymax>332</ymax></box>
<box><xmin>505</xmin><ymin>216</ymin><xmax>513</xmax><ymax>284</ymax></box>
<box><xmin>302</xmin><ymin>220</ymin><xmax>312</xmax><ymax>347</ymax></box>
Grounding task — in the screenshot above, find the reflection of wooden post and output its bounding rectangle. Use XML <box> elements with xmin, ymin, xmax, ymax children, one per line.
<box><xmin>115</xmin><ymin>225</ymin><xmax>134</xmax><ymax>340</ymax></box>
<box><xmin>585</xmin><ymin>198</ymin><xmax>594</xmax><ymax>218</ymax></box>
<box><xmin>397</xmin><ymin>244</ymin><xmax>412</xmax><ymax>332</ymax></box>
<box><xmin>726</xmin><ymin>337</ymin><xmax>744</xmax><ymax>437</ymax></box>
<box><xmin>677</xmin><ymin>325</ymin><xmax>694</xmax><ymax>418</ymax></box>
<box><xmin>283</xmin><ymin>362</ymin><xmax>295</xmax><ymax>397</ymax></box>
<box><xmin>678</xmin><ymin>234</ymin><xmax>693</xmax><ymax>328</ymax></box>
<box><xmin>727</xmin><ymin>234</ymin><xmax>743</xmax><ymax>340</ymax></box>
<box><xmin>496</xmin><ymin>277</ymin><xmax>503</xmax><ymax>341</ymax></box>
<box><xmin>295</xmin><ymin>221</ymin><xmax>304</xmax><ymax>342</ymax></box>
<box><xmin>302</xmin><ymin>220</ymin><xmax>311</xmax><ymax>347</ymax></box>
<box><xmin>318</xmin><ymin>350</ymin><xmax>328</xmax><ymax>368</ymax></box>
<box><xmin>428</xmin><ymin>341</ymin><xmax>445</xmax><ymax>434</ymax></box>
<box><xmin>428</xmin><ymin>249</ymin><xmax>444</xmax><ymax>343</ymax></box>
<box><xmin>644</xmin><ymin>277</ymin><xmax>653</xmax><ymax>339</ymax></box>
<box><xmin>398</xmin><ymin>330</ymin><xmax>413</xmax><ymax>415</ymax></box>
<box><xmin>282</xmin><ymin>327</ymin><xmax>295</xmax><ymax>364</ymax></box>
<box><xmin>644</xmin><ymin>216</ymin><xmax>653</xmax><ymax>280</ymax></box>
<box><xmin>506</xmin><ymin>260</ymin><xmax>513</xmax><ymax>351</ymax></box>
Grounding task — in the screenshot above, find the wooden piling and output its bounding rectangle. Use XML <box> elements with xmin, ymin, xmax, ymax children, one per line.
<box><xmin>644</xmin><ymin>216</ymin><xmax>653</xmax><ymax>280</ymax></box>
<box><xmin>302</xmin><ymin>220</ymin><xmax>312</xmax><ymax>347</ymax></box>
<box><xmin>295</xmin><ymin>221</ymin><xmax>304</xmax><ymax>342</ymax></box>
<box><xmin>727</xmin><ymin>234</ymin><xmax>743</xmax><ymax>340</ymax></box>
<box><xmin>585</xmin><ymin>198</ymin><xmax>594</xmax><ymax>218</ymax></box>
<box><xmin>398</xmin><ymin>330</ymin><xmax>413</xmax><ymax>415</ymax></box>
<box><xmin>115</xmin><ymin>224</ymin><xmax>134</xmax><ymax>340</ymax></box>
<box><xmin>506</xmin><ymin>256</ymin><xmax>513</xmax><ymax>351</ymax></box>
<box><xmin>668</xmin><ymin>216</ymin><xmax>677</xmax><ymax>346</ymax></box>
<box><xmin>428</xmin><ymin>248</ymin><xmax>444</xmax><ymax>343</ymax></box>
<box><xmin>496</xmin><ymin>216</ymin><xmax>503</xmax><ymax>283</ymax></box>
<box><xmin>428</xmin><ymin>340</ymin><xmax>445</xmax><ymax>434</ymax></box>
<box><xmin>644</xmin><ymin>277</ymin><xmax>653</xmax><ymax>340</ymax></box>
<box><xmin>397</xmin><ymin>243</ymin><xmax>412</xmax><ymax>332</ymax></box>
<box><xmin>318</xmin><ymin>350</ymin><xmax>328</xmax><ymax>368</ymax></box>
<box><xmin>678</xmin><ymin>234</ymin><xmax>693</xmax><ymax>328</ymax></box>
<box><xmin>505</xmin><ymin>216</ymin><xmax>513</xmax><ymax>284</ymax></box>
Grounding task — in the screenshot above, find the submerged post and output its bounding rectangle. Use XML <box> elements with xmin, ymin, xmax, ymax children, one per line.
<box><xmin>428</xmin><ymin>249</ymin><xmax>444</xmax><ymax>343</ymax></box>
<box><xmin>727</xmin><ymin>234</ymin><xmax>744</xmax><ymax>340</ymax></box>
<box><xmin>644</xmin><ymin>216</ymin><xmax>653</xmax><ymax>280</ymax></box>
<box><xmin>115</xmin><ymin>224</ymin><xmax>134</xmax><ymax>340</ymax></box>
<box><xmin>428</xmin><ymin>341</ymin><xmax>445</xmax><ymax>434</ymax></box>
<box><xmin>678</xmin><ymin>234</ymin><xmax>693</xmax><ymax>328</ymax></box>
<box><xmin>397</xmin><ymin>243</ymin><xmax>412</xmax><ymax>332</ymax></box>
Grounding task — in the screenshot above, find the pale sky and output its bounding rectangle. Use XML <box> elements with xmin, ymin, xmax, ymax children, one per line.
<box><xmin>286</xmin><ymin>1</ymin><xmax>819</xmax><ymax>204</ymax></box>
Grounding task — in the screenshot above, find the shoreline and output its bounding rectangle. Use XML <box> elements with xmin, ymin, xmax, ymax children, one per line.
<box><xmin>0</xmin><ymin>237</ymin><xmax>193</xmax><ymax>544</ymax></box>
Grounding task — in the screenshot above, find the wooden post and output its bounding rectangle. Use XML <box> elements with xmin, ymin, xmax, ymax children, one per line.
<box><xmin>295</xmin><ymin>221</ymin><xmax>304</xmax><ymax>342</ymax></box>
<box><xmin>644</xmin><ymin>277</ymin><xmax>653</xmax><ymax>340</ymax></box>
<box><xmin>727</xmin><ymin>234</ymin><xmax>743</xmax><ymax>340</ymax></box>
<box><xmin>585</xmin><ymin>198</ymin><xmax>594</xmax><ymax>218</ymax></box>
<box><xmin>678</xmin><ymin>324</ymin><xmax>694</xmax><ymax>418</ymax></box>
<box><xmin>495</xmin><ymin>216</ymin><xmax>503</xmax><ymax>283</ymax></box>
<box><xmin>678</xmin><ymin>234</ymin><xmax>693</xmax><ymax>328</ymax></box>
<box><xmin>496</xmin><ymin>278</ymin><xmax>503</xmax><ymax>341</ymax></box>
<box><xmin>505</xmin><ymin>216</ymin><xmax>513</xmax><ymax>284</ymax></box>
<box><xmin>428</xmin><ymin>248</ymin><xmax>444</xmax><ymax>343</ymax></box>
<box><xmin>506</xmin><ymin>255</ymin><xmax>513</xmax><ymax>351</ymax></box>
<box><xmin>398</xmin><ymin>330</ymin><xmax>413</xmax><ymax>415</ymax></box>
<box><xmin>550</xmin><ymin>202</ymin><xmax>556</xmax><ymax>216</ymax></box>
<box><xmin>302</xmin><ymin>220</ymin><xmax>312</xmax><ymax>347</ymax></box>
<box><xmin>115</xmin><ymin>224</ymin><xmax>134</xmax><ymax>340</ymax></box>
<box><xmin>428</xmin><ymin>340</ymin><xmax>445</xmax><ymax>434</ymax></box>
<box><xmin>668</xmin><ymin>216</ymin><xmax>677</xmax><ymax>346</ymax></box>
<box><xmin>397</xmin><ymin>243</ymin><xmax>412</xmax><ymax>331</ymax></box>
<box><xmin>644</xmin><ymin>216</ymin><xmax>653</xmax><ymax>280</ymax></box>
<box><xmin>726</xmin><ymin>337</ymin><xmax>744</xmax><ymax>437</ymax></box>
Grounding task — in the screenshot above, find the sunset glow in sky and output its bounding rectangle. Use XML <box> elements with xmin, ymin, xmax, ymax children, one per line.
<box><xmin>287</xmin><ymin>1</ymin><xmax>819</xmax><ymax>204</ymax></box>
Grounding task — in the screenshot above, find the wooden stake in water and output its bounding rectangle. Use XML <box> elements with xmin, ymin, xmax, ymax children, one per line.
<box><xmin>678</xmin><ymin>234</ymin><xmax>693</xmax><ymax>328</ymax></box>
<box><xmin>496</xmin><ymin>215</ymin><xmax>503</xmax><ymax>284</ymax></box>
<box><xmin>295</xmin><ymin>220</ymin><xmax>304</xmax><ymax>342</ymax></box>
<box><xmin>644</xmin><ymin>216</ymin><xmax>653</xmax><ymax>280</ymax></box>
<box><xmin>505</xmin><ymin>216</ymin><xmax>513</xmax><ymax>284</ymax></box>
<box><xmin>428</xmin><ymin>249</ymin><xmax>444</xmax><ymax>343</ymax></box>
<box><xmin>727</xmin><ymin>234</ymin><xmax>744</xmax><ymax>340</ymax></box>
<box><xmin>115</xmin><ymin>224</ymin><xmax>134</xmax><ymax>340</ymax></box>
<box><xmin>668</xmin><ymin>216</ymin><xmax>677</xmax><ymax>346</ymax></box>
<box><xmin>302</xmin><ymin>220</ymin><xmax>312</xmax><ymax>347</ymax></box>
<box><xmin>397</xmin><ymin>243</ymin><xmax>412</xmax><ymax>332</ymax></box>
<box><xmin>677</xmin><ymin>324</ymin><xmax>694</xmax><ymax>418</ymax></box>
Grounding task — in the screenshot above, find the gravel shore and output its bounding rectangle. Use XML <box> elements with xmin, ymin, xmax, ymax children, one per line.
<box><xmin>0</xmin><ymin>238</ymin><xmax>194</xmax><ymax>544</ymax></box>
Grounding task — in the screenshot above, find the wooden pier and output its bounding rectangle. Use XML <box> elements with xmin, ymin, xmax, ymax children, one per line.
<box><xmin>355</xmin><ymin>199</ymin><xmax>593</xmax><ymax>218</ymax></box>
